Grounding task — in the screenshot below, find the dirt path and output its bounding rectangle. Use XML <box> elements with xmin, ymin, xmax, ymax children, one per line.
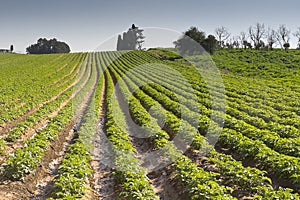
<box><xmin>88</xmin><ymin>76</ymin><xmax>116</xmax><ymax>200</ymax></box>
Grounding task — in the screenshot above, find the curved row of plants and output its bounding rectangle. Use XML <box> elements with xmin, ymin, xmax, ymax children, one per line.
<box><xmin>0</xmin><ymin>54</ymin><xmax>94</xmax><ymax>181</ymax></box>
<box><xmin>108</xmin><ymin>51</ymin><xmax>300</xmax><ymax>198</ymax></box>
<box><xmin>0</xmin><ymin>53</ymin><xmax>85</xmax><ymax>125</ymax></box>
<box><xmin>49</xmin><ymin>53</ymin><xmax>104</xmax><ymax>199</ymax></box>
<box><xmin>105</xmin><ymin>51</ymin><xmax>238</xmax><ymax>199</ymax></box>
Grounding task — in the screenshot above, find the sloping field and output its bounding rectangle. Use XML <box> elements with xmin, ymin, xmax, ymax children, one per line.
<box><xmin>0</xmin><ymin>50</ymin><xmax>299</xmax><ymax>199</ymax></box>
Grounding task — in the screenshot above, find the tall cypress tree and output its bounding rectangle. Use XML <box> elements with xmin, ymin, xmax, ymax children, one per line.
<box><xmin>116</xmin><ymin>24</ymin><xmax>145</xmax><ymax>50</ymax></box>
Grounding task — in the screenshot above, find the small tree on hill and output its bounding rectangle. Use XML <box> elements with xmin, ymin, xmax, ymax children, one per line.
<box><xmin>276</xmin><ymin>24</ymin><xmax>290</xmax><ymax>49</ymax></box>
<box><xmin>293</xmin><ymin>27</ymin><xmax>300</xmax><ymax>49</ymax></box>
<box><xmin>203</xmin><ymin>35</ymin><xmax>218</xmax><ymax>54</ymax></box>
<box><xmin>215</xmin><ymin>26</ymin><xmax>230</xmax><ymax>49</ymax></box>
<box><xmin>283</xmin><ymin>42</ymin><xmax>290</xmax><ymax>52</ymax></box>
<box><xmin>116</xmin><ymin>24</ymin><xmax>145</xmax><ymax>50</ymax></box>
<box><xmin>248</xmin><ymin>23</ymin><xmax>266</xmax><ymax>50</ymax></box>
<box><xmin>266</xmin><ymin>28</ymin><xmax>277</xmax><ymax>50</ymax></box>
<box><xmin>239</xmin><ymin>32</ymin><xmax>248</xmax><ymax>49</ymax></box>
<box><xmin>10</xmin><ymin>45</ymin><xmax>13</xmax><ymax>52</ymax></box>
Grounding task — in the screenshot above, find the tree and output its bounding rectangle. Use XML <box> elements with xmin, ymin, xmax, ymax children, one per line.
<box><xmin>116</xmin><ymin>24</ymin><xmax>145</xmax><ymax>50</ymax></box>
<box><xmin>117</xmin><ymin>35</ymin><xmax>123</xmax><ymax>51</ymax></box>
<box><xmin>10</xmin><ymin>45</ymin><xmax>13</xmax><ymax>52</ymax></box>
<box><xmin>135</xmin><ymin>27</ymin><xmax>145</xmax><ymax>50</ymax></box>
<box><xmin>283</xmin><ymin>42</ymin><xmax>290</xmax><ymax>52</ymax></box>
<box><xmin>248</xmin><ymin>23</ymin><xmax>266</xmax><ymax>50</ymax></box>
<box><xmin>276</xmin><ymin>24</ymin><xmax>290</xmax><ymax>49</ymax></box>
<box><xmin>174</xmin><ymin>27</ymin><xmax>217</xmax><ymax>55</ymax></box>
<box><xmin>215</xmin><ymin>26</ymin><xmax>230</xmax><ymax>48</ymax></box>
<box><xmin>266</xmin><ymin>28</ymin><xmax>277</xmax><ymax>50</ymax></box>
<box><xmin>231</xmin><ymin>36</ymin><xmax>240</xmax><ymax>48</ymax></box>
<box><xmin>202</xmin><ymin>35</ymin><xmax>218</xmax><ymax>54</ymax></box>
<box><xmin>293</xmin><ymin>27</ymin><xmax>300</xmax><ymax>49</ymax></box>
<box><xmin>174</xmin><ymin>27</ymin><xmax>206</xmax><ymax>55</ymax></box>
<box><xmin>26</xmin><ymin>38</ymin><xmax>70</xmax><ymax>54</ymax></box>
<box><xmin>239</xmin><ymin>32</ymin><xmax>248</xmax><ymax>49</ymax></box>
<box><xmin>246</xmin><ymin>42</ymin><xmax>252</xmax><ymax>49</ymax></box>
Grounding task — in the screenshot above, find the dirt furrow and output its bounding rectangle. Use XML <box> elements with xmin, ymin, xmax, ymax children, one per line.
<box><xmin>0</xmin><ymin>58</ymin><xmax>88</xmax><ymax>137</ymax></box>
<box><xmin>0</xmin><ymin>56</ymin><xmax>93</xmax><ymax>199</ymax></box>
<box><xmin>89</xmin><ymin>77</ymin><xmax>116</xmax><ymax>200</ymax></box>
<box><xmin>0</xmin><ymin>76</ymin><xmax>92</xmax><ymax>166</ymax></box>
<box><xmin>30</xmin><ymin>58</ymin><xmax>97</xmax><ymax>199</ymax></box>
<box><xmin>109</xmin><ymin>68</ymin><xmax>171</xmax><ymax>198</ymax></box>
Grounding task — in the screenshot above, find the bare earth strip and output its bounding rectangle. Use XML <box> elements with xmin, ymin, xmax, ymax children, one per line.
<box><xmin>89</xmin><ymin>77</ymin><xmax>116</xmax><ymax>200</ymax></box>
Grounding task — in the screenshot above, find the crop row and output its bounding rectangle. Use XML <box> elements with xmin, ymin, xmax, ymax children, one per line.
<box><xmin>0</xmin><ymin>53</ymin><xmax>86</xmax><ymax>126</ymax></box>
<box><xmin>105</xmin><ymin>52</ymin><xmax>236</xmax><ymax>199</ymax></box>
<box><xmin>49</xmin><ymin>53</ymin><xmax>103</xmax><ymax>199</ymax></box>
<box><xmin>0</xmin><ymin>54</ymin><xmax>94</xmax><ymax>181</ymax></box>
<box><xmin>108</xmin><ymin>51</ymin><xmax>300</xmax><ymax>198</ymax></box>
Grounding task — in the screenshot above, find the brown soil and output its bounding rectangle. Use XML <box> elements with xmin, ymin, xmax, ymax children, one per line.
<box><xmin>0</xmin><ymin>58</ymin><xmax>87</xmax><ymax>138</ymax></box>
<box><xmin>148</xmin><ymin>165</ymin><xmax>189</xmax><ymax>200</ymax></box>
<box><xmin>0</xmin><ymin>120</ymin><xmax>76</xmax><ymax>200</ymax></box>
<box><xmin>0</xmin><ymin>58</ymin><xmax>93</xmax><ymax>199</ymax></box>
<box><xmin>0</xmin><ymin>61</ymin><xmax>90</xmax><ymax>166</ymax></box>
<box><xmin>109</xmin><ymin>68</ymin><xmax>180</xmax><ymax>198</ymax></box>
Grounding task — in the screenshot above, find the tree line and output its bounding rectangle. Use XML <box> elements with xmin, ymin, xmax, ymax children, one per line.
<box><xmin>214</xmin><ymin>23</ymin><xmax>300</xmax><ymax>51</ymax></box>
<box><xmin>174</xmin><ymin>23</ymin><xmax>300</xmax><ymax>55</ymax></box>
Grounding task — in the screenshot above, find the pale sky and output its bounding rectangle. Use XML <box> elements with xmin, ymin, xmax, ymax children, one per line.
<box><xmin>1</xmin><ymin>0</ymin><xmax>299</xmax><ymax>53</ymax></box>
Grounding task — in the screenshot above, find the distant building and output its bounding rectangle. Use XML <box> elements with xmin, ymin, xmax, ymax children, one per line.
<box><xmin>0</xmin><ymin>49</ymin><xmax>11</xmax><ymax>53</ymax></box>
<box><xmin>0</xmin><ymin>45</ymin><xmax>13</xmax><ymax>53</ymax></box>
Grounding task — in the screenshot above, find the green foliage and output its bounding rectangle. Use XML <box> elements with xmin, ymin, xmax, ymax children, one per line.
<box><xmin>174</xmin><ymin>26</ymin><xmax>218</xmax><ymax>55</ymax></box>
<box><xmin>0</xmin><ymin>138</ymin><xmax>6</xmax><ymax>156</ymax></box>
<box><xmin>2</xmin><ymin>49</ymin><xmax>300</xmax><ymax>199</ymax></box>
<box><xmin>113</xmin><ymin>50</ymin><xmax>300</xmax><ymax>197</ymax></box>
<box><xmin>26</xmin><ymin>38</ymin><xmax>70</xmax><ymax>54</ymax></box>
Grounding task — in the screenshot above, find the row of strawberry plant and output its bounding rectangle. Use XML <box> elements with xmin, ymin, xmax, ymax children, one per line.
<box><xmin>2</xmin><ymin>54</ymin><xmax>89</xmax><ymax>143</ymax></box>
<box><xmin>120</xmin><ymin>53</ymin><xmax>300</xmax><ymax>159</ymax></box>
<box><xmin>134</xmin><ymin>56</ymin><xmax>300</xmax><ymax>136</ymax></box>
<box><xmin>141</xmin><ymin>51</ymin><xmax>300</xmax><ymax>133</ymax></box>
<box><xmin>0</xmin><ymin>53</ymin><xmax>78</xmax><ymax>111</ymax></box>
<box><xmin>128</xmin><ymin>62</ymin><xmax>300</xmax><ymax>158</ymax></box>
<box><xmin>128</xmin><ymin>51</ymin><xmax>300</xmax><ymax>139</ymax></box>
<box><xmin>0</xmin><ymin>54</ymin><xmax>76</xmax><ymax>114</ymax></box>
